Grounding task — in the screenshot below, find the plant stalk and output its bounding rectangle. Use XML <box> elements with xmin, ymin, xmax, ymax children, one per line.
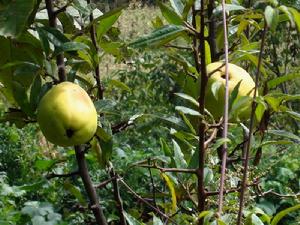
<box><xmin>217</xmin><ymin>0</ymin><xmax>230</xmax><ymax>216</ymax></box>
<box><xmin>75</xmin><ymin>145</ymin><xmax>108</xmax><ymax>225</ymax></box>
<box><xmin>236</xmin><ymin>23</ymin><xmax>267</xmax><ymax>225</ymax></box>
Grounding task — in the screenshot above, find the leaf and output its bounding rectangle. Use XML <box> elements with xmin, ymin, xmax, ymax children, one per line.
<box><xmin>34</xmin><ymin>159</ymin><xmax>56</xmax><ymax>171</ymax></box>
<box><xmin>174</xmin><ymin>93</ymin><xmax>199</xmax><ymax>107</ymax></box>
<box><xmin>90</xmin><ymin>137</ymin><xmax>106</xmax><ymax>168</ymax></box>
<box><xmin>153</xmin><ymin>215</ymin><xmax>164</xmax><ymax>225</ymax></box>
<box><xmin>12</xmin><ymin>81</ymin><xmax>33</xmax><ymax>117</ymax></box>
<box><xmin>158</xmin><ymin>2</ymin><xmax>183</xmax><ymax>25</ymax></box>
<box><xmin>289</xmin><ymin>7</ymin><xmax>300</xmax><ymax>32</ymax></box>
<box><xmin>229</xmin><ymin>80</ymin><xmax>242</xmax><ymax>111</ymax></box>
<box><xmin>54</xmin><ymin>42</ymin><xmax>89</xmax><ymax>55</ymax></box>
<box><xmin>0</xmin><ymin>0</ymin><xmax>36</xmax><ymax>37</ymax></box>
<box><xmin>251</xmin><ymin>214</ymin><xmax>265</xmax><ymax>225</ymax></box>
<box><xmin>267</xmin><ymin>130</ymin><xmax>300</xmax><ymax>142</ymax></box>
<box><xmin>129</xmin><ymin>25</ymin><xmax>187</xmax><ymax>48</ymax></box>
<box><xmin>175</xmin><ymin>106</ymin><xmax>202</xmax><ymax>117</ymax></box>
<box><xmin>265</xmin><ymin>6</ymin><xmax>279</xmax><ymax>32</ymax></box>
<box><xmin>285</xmin><ymin>110</ymin><xmax>300</xmax><ymax>121</ymax></box>
<box><xmin>267</xmin><ymin>73</ymin><xmax>300</xmax><ymax>89</ymax></box>
<box><xmin>124</xmin><ymin>212</ymin><xmax>144</xmax><ymax>225</ymax></box>
<box><xmin>278</xmin><ymin>5</ymin><xmax>295</xmax><ymax>27</ymax></box>
<box><xmin>214</xmin><ymin>4</ymin><xmax>246</xmax><ymax>14</ymax></box>
<box><xmin>259</xmin><ymin>140</ymin><xmax>293</xmax><ymax>147</ymax></box>
<box><xmin>39</xmin><ymin>26</ymin><xmax>70</xmax><ymax>47</ymax></box>
<box><xmin>211</xmin><ymin>80</ymin><xmax>223</xmax><ymax>101</ymax></box>
<box><xmin>271</xmin><ymin>204</ymin><xmax>300</xmax><ymax>225</ymax></box>
<box><xmin>63</xmin><ymin>182</ymin><xmax>86</xmax><ymax>205</ymax></box>
<box><xmin>160</xmin><ymin>138</ymin><xmax>172</xmax><ymax>157</ymax></box>
<box><xmin>172</xmin><ymin>139</ymin><xmax>187</xmax><ymax>168</ymax></box>
<box><xmin>95</xmin><ymin>6</ymin><xmax>124</xmax><ymax>39</ymax></box>
<box><xmin>108</xmin><ymin>79</ymin><xmax>131</xmax><ymax>92</ymax></box>
<box><xmin>161</xmin><ymin>173</ymin><xmax>177</xmax><ymax>213</ymax></box>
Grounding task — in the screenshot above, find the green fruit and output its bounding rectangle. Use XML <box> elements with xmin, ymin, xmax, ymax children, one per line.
<box><xmin>205</xmin><ymin>62</ymin><xmax>255</xmax><ymax>121</ymax></box>
<box><xmin>37</xmin><ymin>82</ymin><xmax>98</xmax><ymax>147</ymax></box>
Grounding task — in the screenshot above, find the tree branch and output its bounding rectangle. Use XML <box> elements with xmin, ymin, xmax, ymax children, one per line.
<box><xmin>236</xmin><ymin>23</ymin><xmax>267</xmax><ymax>225</ymax></box>
<box><xmin>75</xmin><ymin>145</ymin><xmax>108</xmax><ymax>225</ymax></box>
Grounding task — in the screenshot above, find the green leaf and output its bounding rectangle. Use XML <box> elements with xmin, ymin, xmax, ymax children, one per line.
<box><xmin>57</xmin><ymin>12</ymin><xmax>77</xmax><ymax>34</ymax></box>
<box><xmin>95</xmin><ymin>6</ymin><xmax>124</xmax><ymax>40</ymax></box>
<box><xmin>161</xmin><ymin>173</ymin><xmax>177</xmax><ymax>213</ymax></box>
<box><xmin>265</xmin><ymin>6</ymin><xmax>279</xmax><ymax>32</ymax></box>
<box><xmin>158</xmin><ymin>2</ymin><xmax>183</xmax><ymax>25</ymax></box>
<box><xmin>267</xmin><ymin>73</ymin><xmax>300</xmax><ymax>89</ymax></box>
<box><xmin>160</xmin><ymin>138</ymin><xmax>172</xmax><ymax>157</ymax></box>
<box><xmin>267</xmin><ymin>130</ymin><xmax>300</xmax><ymax>142</ymax></box>
<box><xmin>39</xmin><ymin>26</ymin><xmax>70</xmax><ymax>47</ymax></box>
<box><xmin>153</xmin><ymin>215</ymin><xmax>163</xmax><ymax>225</ymax></box>
<box><xmin>30</xmin><ymin>75</ymin><xmax>42</xmax><ymax>112</ymax></box>
<box><xmin>54</xmin><ymin>42</ymin><xmax>89</xmax><ymax>55</ymax></box>
<box><xmin>34</xmin><ymin>159</ymin><xmax>56</xmax><ymax>171</ymax></box>
<box><xmin>108</xmin><ymin>79</ymin><xmax>131</xmax><ymax>92</ymax></box>
<box><xmin>175</xmin><ymin>93</ymin><xmax>199</xmax><ymax>107</ymax></box>
<box><xmin>289</xmin><ymin>7</ymin><xmax>300</xmax><ymax>32</ymax></box>
<box><xmin>271</xmin><ymin>204</ymin><xmax>300</xmax><ymax>225</ymax></box>
<box><xmin>124</xmin><ymin>212</ymin><xmax>144</xmax><ymax>225</ymax></box>
<box><xmin>285</xmin><ymin>110</ymin><xmax>300</xmax><ymax>121</ymax></box>
<box><xmin>12</xmin><ymin>81</ymin><xmax>33</xmax><ymax>117</ymax></box>
<box><xmin>175</xmin><ymin>106</ymin><xmax>202</xmax><ymax>117</ymax></box>
<box><xmin>129</xmin><ymin>25</ymin><xmax>187</xmax><ymax>48</ymax></box>
<box><xmin>63</xmin><ymin>182</ymin><xmax>86</xmax><ymax>205</ymax></box>
<box><xmin>211</xmin><ymin>80</ymin><xmax>223</xmax><ymax>101</ymax></box>
<box><xmin>170</xmin><ymin>0</ymin><xmax>184</xmax><ymax>16</ymax></box>
<box><xmin>278</xmin><ymin>5</ymin><xmax>295</xmax><ymax>27</ymax></box>
<box><xmin>172</xmin><ymin>139</ymin><xmax>187</xmax><ymax>168</ymax></box>
<box><xmin>229</xmin><ymin>80</ymin><xmax>242</xmax><ymax>111</ymax></box>
<box><xmin>252</xmin><ymin>214</ymin><xmax>265</xmax><ymax>225</ymax></box>
<box><xmin>0</xmin><ymin>0</ymin><xmax>36</xmax><ymax>37</ymax></box>
<box><xmin>214</xmin><ymin>4</ymin><xmax>245</xmax><ymax>14</ymax></box>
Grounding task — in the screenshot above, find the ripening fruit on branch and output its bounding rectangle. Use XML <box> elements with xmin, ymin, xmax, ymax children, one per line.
<box><xmin>37</xmin><ymin>82</ymin><xmax>98</xmax><ymax>147</ymax></box>
<box><xmin>205</xmin><ymin>62</ymin><xmax>255</xmax><ymax>121</ymax></box>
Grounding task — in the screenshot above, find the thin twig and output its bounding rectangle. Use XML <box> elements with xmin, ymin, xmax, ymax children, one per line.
<box><xmin>87</xmin><ymin>0</ymin><xmax>103</xmax><ymax>99</ymax></box>
<box><xmin>119</xmin><ymin>179</ymin><xmax>178</xmax><ymax>225</ymax></box>
<box><xmin>217</xmin><ymin>0</ymin><xmax>230</xmax><ymax>216</ymax></box>
<box><xmin>109</xmin><ymin>164</ymin><xmax>126</xmax><ymax>225</ymax></box>
<box><xmin>236</xmin><ymin>23</ymin><xmax>268</xmax><ymax>225</ymax></box>
<box><xmin>94</xmin><ymin>176</ymin><xmax>117</xmax><ymax>189</ymax></box>
<box><xmin>45</xmin><ymin>0</ymin><xmax>66</xmax><ymax>82</ymax></box>
<box><xmin>138</xmin><ymin>164</ymin><xmax>197</xmax><ymax>174</ymax></box>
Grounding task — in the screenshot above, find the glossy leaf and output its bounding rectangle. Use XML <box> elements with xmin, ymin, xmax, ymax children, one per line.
<box><xmin>0</xmin><ymin>0</ymin><xmax>36</xmax><ymax>37</ymax></box>
<box><xmin>161</xmin><ymin>173</ymin><xmax>177</xmax><ymax>213</ymax></box>
<box><xmin>158</xmin><ymin>2</ymin><xmax>183</xmax><ymax>25</ymax></box>
<box><xmin>175</xmin><ymin>106</ymin><xmax>202</xmax><ymax>117</ymax></box>
<box><xmin>129</xmin><ymin>25</ymin><xmax>187</xmax><ymax>48</ymax></box>
<box><xmin>267</xmin><ymin>129</ymin><xmax>300</xmax><ymax>142</ymax></box>
<box><xmin>172</xmin><ymin>139</ymin><xmax>187</xmax><ymax>168</ymax></box>
<box><xmin>271</xmin><ymin>204</ymin><xmax>300</xmax><ymax>225</ymax></box>
<box><xmin>267</xmin><ymin>72</ymin><xmax>300</xmax><ymax>89</ymax></box>
<box><xmin>54</xmin><ymin>42</ymin><xmax>89</xmax><ymax>55</ymax></box>
<box><xmin>96</xmin><ymin>6</ymin><xmax>124</xmax><ymax>40</ymax></box>
<box><xmin>265</xmin><ymin>6</ymin><xmax>279</xmax><ymax>32</ymax></box>
<box><xmin>174</xmin><ymin>93</ymin><xmax>199</xmax><ymax>107</ymax></box>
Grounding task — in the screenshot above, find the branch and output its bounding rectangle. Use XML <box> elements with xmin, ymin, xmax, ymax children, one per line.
<box><xmin>194</xmin><ymin>1</ymin><xmax>209</xmax><ymax>223</ymax></box>
<box><xmin>53</xmin><ymin>0</ymin><xmax>74</xmax><ymax>16</ymax></box>
<box><xmin>87</xmin><ymin>0</ymin><xmax>103</xmax><ymax>99</ymax></box>
<box><xmin>75</xmin><ymin>145</ymin><xmax>108</xmax><ymax>225</ymax></box>
<box><xmin>138</xmin><ymin>164</ymin><xmax>197</xmax><ymax>174</ymax></box>
<box><xmin>45</xmin><ymin>0</ymin><xmax>66</xmax><ymax>82</ymax></box>
<box><xmin>258</xmin><ymin>190</ymin><xmax>300</xmax><ymax>198</ymax></box>
<box><xmin>236</xmin><ymin>23</ymin><xmax>268</xmax><ymax>225</ymax></box>
<box><xmin>218</xmin><ymin>0</ymin><xmax>230</xmax><ymax>216</ymax></box>
<box><xmin>94</xmin><ymin>177</ymin><xmax>117</xmax><ymax>189</ymax></box>
<box><xmin>109</xmin><ymin>164</ymin><xmax>126</xmax><ymax>225</ymax></box>
<box><xmin>119</xmin><ymin>179</ymin><xmax>178</xmax><ymax>225</ymax></box>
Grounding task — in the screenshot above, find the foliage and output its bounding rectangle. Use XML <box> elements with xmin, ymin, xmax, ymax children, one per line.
<box><xmin>0</xmin><ymin>0</ymin><xmax>299</xmax><ymax>225</ymax></box>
